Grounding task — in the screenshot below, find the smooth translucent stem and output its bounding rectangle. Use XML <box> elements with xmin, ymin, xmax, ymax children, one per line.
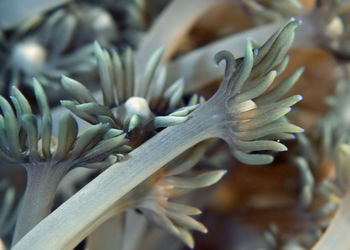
<box><xmin>86</xmin><ymin>197</ymin><xmax>140</xmax><ymax>250</ymax></box>
<box><xmin>12</xmin><ymin>164</ymin><xmax>68</xmax><ymax>245</ymax></box>
<box><xmin>13</xmin><ymin>103</ymin><xmax>222</xmax><ymax>250</ymax></box>
<box><xmin>312</xmin><ymin>191</ymin><xmax>350</xmax><ymax>250</ymax></box>
<box><xmin>167</xmin><ymin>13</ymin><xmax>317</xmax><ymax>94</ymax></box>
<box><xmin>135</xmin><ymin>0</ymin><xmax>230</xmax><ymax>75</ymax></box>
<box><xmin>87</xmin><ymin>213</ymin><xmax>125</xmax><ymax>250</ymax></box>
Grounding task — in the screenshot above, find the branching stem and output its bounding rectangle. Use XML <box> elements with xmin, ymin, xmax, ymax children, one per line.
<box><xmin>12</xmin><ymin>102</ymin><xmax>222</xmax><ymax>250</ymax></box>
<box><xmin>12</xmin><ymin>163</ymin><xmax>69</xmax><ymax>245</ymax></box>
<box><xmin>312</xmin><ymin>191</ymin><xmax>350</xmax><ymax>250</ymax></box>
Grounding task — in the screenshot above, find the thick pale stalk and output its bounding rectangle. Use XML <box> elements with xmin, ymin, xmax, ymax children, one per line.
<box><xmin>13</xmin><ymin>102</ymin><xmax>223</xmax><ymax>250</ymax></box>
<box><xmin>312</xmin><ymin>191</ymin><xmax>350</xmax><ymax>250</ymax></box>
<box><xmin>12</xmin><ymin>164</ymin><xmax>69</xmax><ymax>245</ymax></box>
<box><xmin>87</xmin><ymin>214</ymin><xmax>125</xmax><ymax>250</ymax></box>
<box><xmin>135</xmin><ymin>0</ymin><xmax>229</xmax><ymax>75</ymax></box>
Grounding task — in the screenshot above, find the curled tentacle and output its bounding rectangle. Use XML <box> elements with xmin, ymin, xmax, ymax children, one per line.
<box><xmin>214</xmin><ymin>50</ymin><xmax>236</xmax><ymax>79</ymax></box>
<box><xmin>209</xmin><ymin>20</ymin><xmax>304</xmax><ymax>165</ymax></box>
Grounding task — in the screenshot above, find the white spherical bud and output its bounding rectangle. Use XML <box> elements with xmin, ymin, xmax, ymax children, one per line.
<box><xmin>124</xmin><ymin>97</ymin><xmax>153</xmax><ymax>122</ymax></box>
<box><xmin>11</xmin><ymin>40</ymin><xmax>47</xmax><ymax>74</ymax></box>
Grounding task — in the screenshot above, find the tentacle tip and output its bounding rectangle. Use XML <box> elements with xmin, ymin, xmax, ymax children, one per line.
<box><xmin>220</xmin><ymin>170</ymin><xmax>228</xmax><ymax>176</ymax></box>
<box><xmin>106</xmin><ymin>122</ymin><xmax>113</xmax><ymax>128</ymax></box>
<box><xmin>289</xmin><ymin>17</ymin><xmax>302</xmax><ymax>25</ymax></box>
<box><xmin>246</xmin><ymin>36</ymin><xmax>253</xmax><ymax>41</ymax></box>
<box><xmin>298</xmin><ymin>95</ymin><xmax>303</xmax><ymax>101</ymax></box>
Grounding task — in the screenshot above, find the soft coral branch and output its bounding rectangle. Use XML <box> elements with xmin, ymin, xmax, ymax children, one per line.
<box><xmin>312</xmin><ymin>143</ymin><xmax>350</xmax><ymax>250</ymax></box>
<box><xmin>167</xmin><ymin>12</ymin><xmax>320</xmax><ymax>94</ymax></box>
<box><xmin>312</xmin><ymin>191</ymin><xmax>350</xmax><ymax>250</ymax></box>
<box><xmin>0</xmin><ymin>80</ymin><xmax>128</xmax><ymax>245</ymax></box>
<box><xmin>13</xmin><ymin>20</ymin><xmax>303</xmax><ymax>250</ymax></box>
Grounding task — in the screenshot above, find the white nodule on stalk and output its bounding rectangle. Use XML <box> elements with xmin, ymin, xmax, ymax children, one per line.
<box><xmin>124</xmin><ymin>97</ymin><xmax>153</xmax><ymax>120</ymax></box>
<box><xmin>326</xmin><ymin>16</ymin><xmax>344</xmax><ymax>39</ymax></box>
<box><xmin>11</xmin><ymin>40</ymin><xmax>47</xmax><ymax>74</ymax></box>
<box><xmin>90</xmin><ymin>8</ymin><xmax>115</xmax><ymax>31</ymax></box>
